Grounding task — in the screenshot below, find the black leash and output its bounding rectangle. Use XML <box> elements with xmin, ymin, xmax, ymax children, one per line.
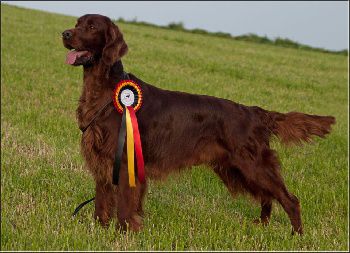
<box><xmin>72</xmin><ymin>72</ymin><xmax>130</xmax><ymax>217</ymax></box>
<box><xmin>72</xmin><ymin>197</ymin><xmax>95</xmax><ymax>217</ymax></box>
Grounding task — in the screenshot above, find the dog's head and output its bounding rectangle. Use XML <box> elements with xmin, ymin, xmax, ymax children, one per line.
<box><xmin>62</xmin><ymin>14</ymin><xmax>128</xmax><ymax>68</ymax></box>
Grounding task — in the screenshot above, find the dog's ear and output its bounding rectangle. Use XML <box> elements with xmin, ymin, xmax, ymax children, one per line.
<box><xmin>101</xmin><ymin>22</ymin><xmax>128</xmax><ymax>78</ymax></box>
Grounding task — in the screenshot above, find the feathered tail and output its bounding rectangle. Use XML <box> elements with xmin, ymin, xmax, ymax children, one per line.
<box><xmin>269</xmin><ymin>111</ymin><xmax>336</xmax><ymax>145</ymax></box>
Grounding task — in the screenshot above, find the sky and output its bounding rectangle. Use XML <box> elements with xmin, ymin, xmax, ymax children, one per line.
<box><xmin>3</xmin><ymin>1</ymin><xmax>349</xmax><ymax>51</ymax></box>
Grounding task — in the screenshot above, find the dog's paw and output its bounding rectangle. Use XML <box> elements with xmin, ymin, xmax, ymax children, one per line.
<box><xmin>117</xmin><ymin>214</ymin><xmax>144</xmax><ymax>232</ymax></box>
<box><xmin>129</xmin><ymin>214</ymin><xmax>143</xmax><ymax>232</ymax></box>
<box><xmin>94</xmin><ymin>214</ymin><xmax>111</xmax><ymax>228</ymax></box>
<box><xmin>253</xmin><ymin>218</ymin><xmax>269</xmax><ymax>226</ymax></box>
<box><xmin>291</xmin><ymin>226</ymin><xmax>303</xmax><ymax>236</ymax></box>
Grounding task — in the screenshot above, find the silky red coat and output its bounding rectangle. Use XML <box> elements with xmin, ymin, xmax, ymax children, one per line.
<box><xmin>62</xmin><ymin>14</ymin><xmax>335</xmax><ymax>234</ymax></box>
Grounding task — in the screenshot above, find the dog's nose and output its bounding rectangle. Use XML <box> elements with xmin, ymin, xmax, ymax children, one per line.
<box><xmin>62</xmin><ymin>30</ymin><xmax>72</xmax><ymax>40</ymax></box>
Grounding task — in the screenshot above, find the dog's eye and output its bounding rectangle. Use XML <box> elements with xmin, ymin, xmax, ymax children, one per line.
<box><xmin>89</xmin><ymin>25</ymin><xmax>95</xmax><ymax>30</ymax></box>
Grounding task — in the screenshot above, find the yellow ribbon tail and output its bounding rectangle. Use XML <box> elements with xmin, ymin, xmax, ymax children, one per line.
<box><xmin>125</xmin><ymin>107</ymin><xmax>136</xmax><ymax>187</ymax></box>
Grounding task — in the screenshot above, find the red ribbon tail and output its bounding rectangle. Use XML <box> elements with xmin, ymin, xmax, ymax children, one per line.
<box><xmin>128</xmin><ymin>107</ymin><xmax>146</xmax><ymax>184</ymax></box>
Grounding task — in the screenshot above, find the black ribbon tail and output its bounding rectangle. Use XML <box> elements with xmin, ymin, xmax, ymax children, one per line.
<box><xmin>72</xmin><ymin>197</ymin><xmax>95</xmax><ymax>217</ymax></box>
<box><xmin>113</xmin><ymin>108</ymin><xmax>127</xmax><ymax>185</ymax></box>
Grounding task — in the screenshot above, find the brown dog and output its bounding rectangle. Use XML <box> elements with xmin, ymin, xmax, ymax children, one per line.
<box><xmin>62</xmin><ymin>14</ymin><xmax>335</xmax><ymax>234</ymax></box>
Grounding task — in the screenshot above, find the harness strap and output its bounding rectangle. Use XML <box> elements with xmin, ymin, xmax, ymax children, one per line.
<box><xmin>80</xmin><ymin>99</ymin><xmax>113</xmax><ymax>133</ymax></box>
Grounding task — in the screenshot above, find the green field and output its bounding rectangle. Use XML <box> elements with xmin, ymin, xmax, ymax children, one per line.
<box><xmin>1</xmin><ymin>4</ymin><xmax>348</xmax><ymax>251</ymax></box>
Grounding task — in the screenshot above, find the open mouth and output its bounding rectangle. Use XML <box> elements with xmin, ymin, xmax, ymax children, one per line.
<box><xmin>65</xmin><ymin>49</ymin><xmax>93</xmax><ymax>65</ymax></box>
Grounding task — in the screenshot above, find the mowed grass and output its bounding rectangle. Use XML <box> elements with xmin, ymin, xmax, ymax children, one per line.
<box><xmin>1</xmin><ymin>4</ymin><xmax>348</xmax><ymax>251</ymax></box>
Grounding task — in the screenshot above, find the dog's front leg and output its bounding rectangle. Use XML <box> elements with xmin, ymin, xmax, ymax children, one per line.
<box><xmin>94</xmin><ymin>180</ymin><xmax>118</xmax><ymax>227</ymax></box>
<box><xmin>116</xmin><ymin>165</ymin><xmax>144</xmax><ymax>232</ymax></box>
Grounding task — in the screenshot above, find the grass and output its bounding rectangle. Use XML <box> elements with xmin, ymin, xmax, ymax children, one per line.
<box><xmin>1</xmin><ymin>3</ymin><xmax>349</xmax><ymax>251</ymax></box>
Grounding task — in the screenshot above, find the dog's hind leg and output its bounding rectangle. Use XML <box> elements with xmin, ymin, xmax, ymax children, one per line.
<box><xmin>235</xmin><ymin>148</ymin><xmax>303</xmax><ymax>235</ymax></box>
<box><xmin>213</xmin><ymin>164</ymin><xmax>273</xmax><ymax>226</ymax></box>
<box><xmin>253</xmin><ymin>197</ymin><xmax>273</xmax><ymax>225</ymax></box>
<box><xmin>212</xmin><ymin>164</ymin><xmax>246</xmax><ymax>198</ymax></box>
<box><xmin>259</xmin><ymin>178</ymin><xmax>302</xmax><ymax>235</ymax></box>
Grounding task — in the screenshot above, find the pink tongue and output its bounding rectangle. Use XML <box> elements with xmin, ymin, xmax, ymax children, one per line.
<box><xmin>66</xmin><ymin>50</ymin><xmax>79</xmax><ymax>65</ymax></box>
<box><xmin>65</xmin><ymin>50</ymin><xmax>89</xmax><ymax>65</ymax></box>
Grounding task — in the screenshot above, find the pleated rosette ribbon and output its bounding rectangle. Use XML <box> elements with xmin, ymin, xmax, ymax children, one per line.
<box><xmin>112</xmin><ymin>80</ymin><xmax>145</xmax><ymax>187</ymax></box>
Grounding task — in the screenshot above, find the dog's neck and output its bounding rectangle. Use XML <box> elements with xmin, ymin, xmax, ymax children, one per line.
<box><xmin>83</xmin><ymin>59</ymin><xmax>125</xmax><ymax>86</ymax></box>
